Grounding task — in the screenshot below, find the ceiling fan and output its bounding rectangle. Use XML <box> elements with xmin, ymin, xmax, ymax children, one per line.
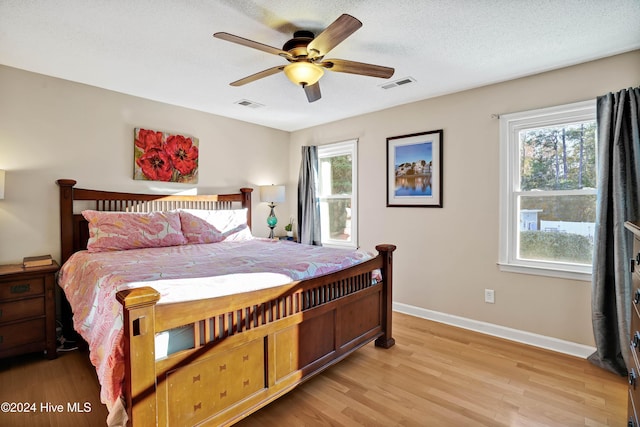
<box><xmin>213</xmin><ymin>14</ymin><xmax>395</xmax><ymax>103</ymax></box>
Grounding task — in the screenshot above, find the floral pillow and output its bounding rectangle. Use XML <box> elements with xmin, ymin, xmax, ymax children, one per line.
<box><xmin>82</xmin><ymin>210</ymin><xmax>187</xmax><ymax>252</ymax></box>
<box><xmin>179</xmin><ymin>208</ymin><xmax>252</xmax><ymax>244</ymax></box>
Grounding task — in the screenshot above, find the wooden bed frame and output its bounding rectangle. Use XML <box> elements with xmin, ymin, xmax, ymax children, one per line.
<box><xmin>57</xmin><ymin>179</ymin><xmax>396</xmax><ymax>426</ymax></box>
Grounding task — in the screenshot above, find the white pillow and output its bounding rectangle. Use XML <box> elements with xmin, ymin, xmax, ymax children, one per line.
<box><xmin>179</xmin><ymin>208</ymin><xmax>252</xmax><ymax>244</ymax></box>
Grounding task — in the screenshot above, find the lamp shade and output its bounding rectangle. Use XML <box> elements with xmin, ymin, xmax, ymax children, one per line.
<box><xmin>283</xmin><ymin>62</ymin><xmax>324</xmax><ymax>87</ymax></box>
<box><xmin>259</xmin><ymin>185</ymin><xmax>285</xmax><ymax>204</ymax></box>
<box><xmin>0</xmin><ymin>170</ymin><xmax>4</xmax><ymax>200</ymax></box>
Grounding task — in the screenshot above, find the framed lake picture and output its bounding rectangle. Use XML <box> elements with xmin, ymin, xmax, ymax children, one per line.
<box><xmin>386</xmin><ymin>129</ymin><xmax>443</xmax><ymax>207</ymax></box>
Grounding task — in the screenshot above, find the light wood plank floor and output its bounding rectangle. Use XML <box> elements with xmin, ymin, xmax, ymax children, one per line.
<box><xmin>0</xmin><ymin>312</ymin><xmax>627</xmax><ymax>426</ymax></box>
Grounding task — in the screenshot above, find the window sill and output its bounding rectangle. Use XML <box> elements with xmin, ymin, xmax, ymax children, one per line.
<box><xmin>321</xmin><ymin>241</ymin><xmax>358</xmax><ymax>250</ymax></box>
<box><xmin>497</xmin><ymin>262</ymin><xmax>591</xmax><ymax>282</ymax></box>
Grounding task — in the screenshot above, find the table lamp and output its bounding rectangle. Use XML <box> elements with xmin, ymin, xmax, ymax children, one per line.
<box><xmin>259</xmin><ymin>185</ymin><xmax>285</xmax><ymax>238</ymax></box>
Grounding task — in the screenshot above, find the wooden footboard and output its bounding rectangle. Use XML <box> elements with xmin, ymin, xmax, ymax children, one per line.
<box><xmin>116</xmin><ymin>244</ymin><xmax>395</xmax><ymax>426</ymax></box>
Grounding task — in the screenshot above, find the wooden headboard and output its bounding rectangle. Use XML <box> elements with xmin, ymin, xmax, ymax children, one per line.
<box><xmin>56</xmin><ymin>179</ymin><xmax>253</xmax><ymax>264</ymax></box>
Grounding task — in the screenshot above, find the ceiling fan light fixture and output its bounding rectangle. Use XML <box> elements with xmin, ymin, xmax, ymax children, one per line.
<box><xmin>283</xmin><ymin>62</ymin><xmax>324</xmax><ymax>87</ymax></box>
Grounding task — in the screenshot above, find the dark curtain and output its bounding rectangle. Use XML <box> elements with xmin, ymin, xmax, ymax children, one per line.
<box><xmin>589</xmin><ymin>86</ymin><xmax>640</xmax><ymax>376</ymax></box>
<box><xmin>297</xmin><ymin>146</ymin><xmax>322</xmax><ymax>245</ymax></box>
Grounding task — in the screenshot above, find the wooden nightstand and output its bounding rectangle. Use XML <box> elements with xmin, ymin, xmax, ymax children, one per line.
<box><xmin>0</xmin><ymin>261</ymin><xmax>59</xmax><ymax>360</ymax></box>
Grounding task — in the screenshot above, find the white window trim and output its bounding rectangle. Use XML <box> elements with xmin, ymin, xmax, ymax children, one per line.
<box><xmin>318</xmin><ymin>139</ymin><xmax>358</xmax><ymax>249</ymax></box>
<box><xmin>498</xmin><ymin>100</ymin><xmax>596</xmax><ymax>281</ymax></box>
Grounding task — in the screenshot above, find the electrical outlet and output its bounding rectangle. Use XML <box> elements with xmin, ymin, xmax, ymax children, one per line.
<box><xmin>484</xmin><ymin>289</ymin><xmax>495</xmax><ymax>304</ymax></box>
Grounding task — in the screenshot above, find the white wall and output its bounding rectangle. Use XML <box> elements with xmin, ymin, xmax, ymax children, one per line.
<box><xmin>0</xmin><ymin>65</ymin><xmax>290</xmax><ymax>264</ymax></box>
<box><xmin>288</xmin><ymin>50</ymin><xmax>640</xmax><ymax>347</ymax></box>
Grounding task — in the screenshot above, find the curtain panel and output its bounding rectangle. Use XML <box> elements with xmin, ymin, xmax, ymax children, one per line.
<box><xmin>589</xmin><ymin>86</ymin><xmax>640</xmax><ymax>376</ymax></box>
<box><xmin>298</xmin><ymin>146</ymin><xmax>322</xmax><ymax>246</ymax></box>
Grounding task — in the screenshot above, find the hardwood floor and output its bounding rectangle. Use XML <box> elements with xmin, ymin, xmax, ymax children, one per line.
<box><xmin>0</xmin><ymin>344</ymin><xmax>108</xmax><ymax>426</ymax></box>
<box><xmin>0</xmin><ymin>312</ymin><xmax>627</xmax><ymax>426</ymax></box>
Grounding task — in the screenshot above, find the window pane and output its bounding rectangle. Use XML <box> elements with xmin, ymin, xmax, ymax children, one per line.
<box><xmin>518</xmin><ymin>194</ymin><xmax>595</xmax><ymax>265</ymax></box>
<box><xmin>519</xmin><ymin>121</ymin><xmax>596</xmax><ymax>191</ymax></box>
<box><xmin>319</xmin><ymin>155</ymin><xmax>352</xmax><ymax>196</ymax></box>
<box><xmin>318</xmin><ymin>140</ymin><xmax>357</xmax><ymax>248</ymax></box>
<box><xmin>320</xmin><ymin>198</ymin><xmax>352</xmax><ymax>242</ymax></box>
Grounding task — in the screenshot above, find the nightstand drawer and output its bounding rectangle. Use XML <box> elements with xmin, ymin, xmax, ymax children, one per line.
<box><xmin>0</xmin><ymin>297</ymin><xmax>44</xmax><ymax>323</ymax></box>
<box><xmin>0</xmin><ymin>277</ymin><xmax>44</xmax><ymax>300</ymax></box>
<box><xmin>0</xmin><ymin>318</ymin><xmax>45</xmax><ymax>350</ymax></box>
<box><xmin>0</xmin><ymin>261</ymin><xmax>58</xmax><ymax>360</ymax></box>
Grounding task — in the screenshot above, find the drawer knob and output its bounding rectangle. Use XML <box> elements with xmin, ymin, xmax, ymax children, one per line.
<box><xmin>634</xmin><ymin>332</ymin><xmax>640</xmax><ymax>348</ymax></box>
<box><xmin>10</xmin><ymin>284</ymin><xmax>30</xmax><ymax>294</ymax></box>
<box><xmin>634</xmin><ymin>289</ymin><xmax>640</xmax><ymax>305</ymax></box>
<box><xmin>630</xmin><ymin>368</ymin><xmax>637</xmax><ymax>388</ymax></box>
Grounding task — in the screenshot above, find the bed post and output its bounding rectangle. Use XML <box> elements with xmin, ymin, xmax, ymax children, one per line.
<box><xmin>374</xmin><ymin>244</ymin><xmax>396</xmax><ymax>349</ymax></box>
<box><xmin>116</xmin><ymin>287</ymin><xmax>161</xmax><ymax>427</ymax></box>
<box><xmin>240</xmin><ymin>187</ymin><xmax>253</xmax><ymax>230</ymax></box>
<box><xmin>57</xmin><ymin>179</ymin><xmax>77</xmax><ymax>264</ymax></box>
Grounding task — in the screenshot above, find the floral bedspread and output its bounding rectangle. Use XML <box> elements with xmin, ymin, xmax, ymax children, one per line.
<box><xmin>57</xmin><ymin>239</ymin><xmax>373</xmax><ymax>411</ymax></box>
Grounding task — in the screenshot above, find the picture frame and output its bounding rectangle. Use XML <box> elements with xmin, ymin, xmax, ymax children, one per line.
<box><xmin>133</xmin><ymin>127</ymin><xmax>199</xmax><ymax>183</ymax></box>
<box><xmin>386</xmin><ymin>129</ymin><xmax>443</xmax><ymax>208</ymax></box>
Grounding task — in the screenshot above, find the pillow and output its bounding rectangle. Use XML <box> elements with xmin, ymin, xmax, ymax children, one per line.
<box><xmin>179</xmin><ymin>208</ymin><xmax>252</xmax><ymax>244</ymax></box>
<box><xmin>82</xmin><ymin>210</ymin><xmax>187</xmax><ymax>252</ymax></box>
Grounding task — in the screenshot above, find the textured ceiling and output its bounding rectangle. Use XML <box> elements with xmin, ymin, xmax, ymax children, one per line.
<box><xmin>1</xmin><ymin>0</ymin><xmax>639</xmax><ymax>132</ymax></box>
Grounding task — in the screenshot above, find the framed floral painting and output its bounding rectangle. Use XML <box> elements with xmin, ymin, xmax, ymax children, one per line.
<box><xmin>134</xmin><ymin>128</ymin><xmax>199</xmax><ymax>183</ymax></box>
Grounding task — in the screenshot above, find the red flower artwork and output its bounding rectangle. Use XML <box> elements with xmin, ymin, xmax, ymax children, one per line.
<box><xmin>165</xmin><ymin>134</ymin><xmax>199</xmax><ymax>176</ymax></box>
<box><xmin>134</xmin><ymin>129</ymin><xmax>163</xmax><ymax>152</ymax></box>
<box><xmin>136</xmin><ymin>148</ymin><xmax>173</xmax><ymax>182</ymax></box>
<box><xmin>134</xmin><ymin>128</ymin><xmax>199</xmax><ymax>183</ymax></box>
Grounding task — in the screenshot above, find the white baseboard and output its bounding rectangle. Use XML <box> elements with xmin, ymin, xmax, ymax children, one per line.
<box><xmin>393</xmin><ymin>302</ymin><xmax>596</xmax><ymax>359</ymax></box>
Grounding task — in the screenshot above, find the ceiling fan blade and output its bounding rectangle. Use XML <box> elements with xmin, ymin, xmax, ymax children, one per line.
<box><xmin>304</xmin><ymin>82</ymin><xmax>321</xmax><ymax>103</ymax></box>
<box><xmin>307</xmin><ymin>14</ymin><xmax>362</xmax><ymax>59</ymax></box>
<box><xmin>214</xmin><ymin>32</ymin><xmax>292</xmax><ymax>59</ymax></box>
<box><xmin>230</xmin><ymin>65</ymin><xmax>285</xmax><ymax>86</ymax></box>
<box><xmin>320</xmin><ymin>59</ymin><xmax>394</xmax><ymax>79</ymax></box>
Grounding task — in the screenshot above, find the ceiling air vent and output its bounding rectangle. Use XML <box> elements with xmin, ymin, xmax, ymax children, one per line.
<box><xmin>380</xmin><ymin>77</ymin><xmax>416</xmax><ymax>90</ymax></box>
<box><xmin>234</xmin><ymin>99</ymin><xmax>264</xmax><ymax>109</ymax></box>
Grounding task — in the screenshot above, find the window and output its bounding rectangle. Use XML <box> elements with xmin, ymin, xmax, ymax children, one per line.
<box><xmin>499</xmin><ymin>100</ymin><xmax>597</xmax><ymax>280</ymax></box>
<box><xmin>317</xmin><ymin>140</ymin><xmax>358</xmax><ymax>248</ymax></box>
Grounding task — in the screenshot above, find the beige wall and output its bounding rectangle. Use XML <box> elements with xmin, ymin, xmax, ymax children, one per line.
<box><xmin>288</xmin><ymin>50</ymin><xmax>640</xmax><ymax>346</ymax></box>
<box><xmin>0</xmin><ymin>65</ymin><xmax>290</xmax><ymax>264</ymax></box>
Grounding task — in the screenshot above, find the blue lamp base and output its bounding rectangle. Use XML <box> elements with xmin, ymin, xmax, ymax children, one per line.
<box><xmin>267</xmin><ymin>203</ymin><xmax>278</xmax><ymax>239</ymax></box>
